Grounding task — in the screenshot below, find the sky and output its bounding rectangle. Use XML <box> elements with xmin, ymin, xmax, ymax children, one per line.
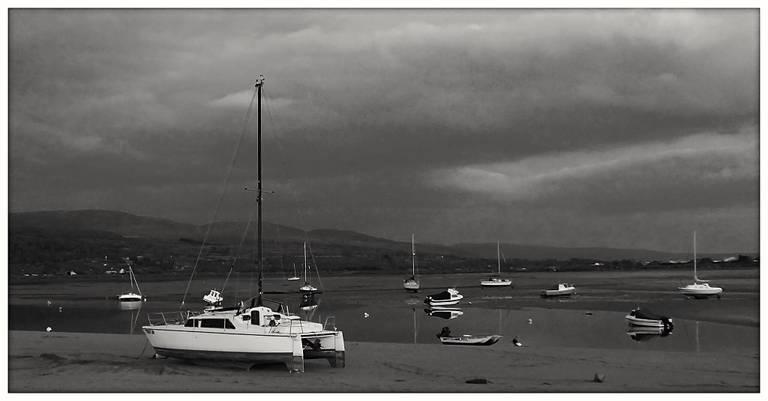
<box><xmin>8</xmin><ymin>9</ymin><xmax>760</xmax><ymax>253</ymax></box>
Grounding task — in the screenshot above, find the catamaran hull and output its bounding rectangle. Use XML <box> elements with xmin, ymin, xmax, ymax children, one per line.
<box><xmin>143</xmin><ymin>326</ymin><xmax>345</xmax><ymax>372</ymax></box>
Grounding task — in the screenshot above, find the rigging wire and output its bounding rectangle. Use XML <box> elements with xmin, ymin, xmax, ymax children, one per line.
<box><xmin>179</xmin><ymin>87</ymin><xmax>258</xmax><ymax>309</ymax></box>
<box><xmin>220</xmin><ymin>193</ymin><xmax>258</xmax><ymax>296</ymax></box>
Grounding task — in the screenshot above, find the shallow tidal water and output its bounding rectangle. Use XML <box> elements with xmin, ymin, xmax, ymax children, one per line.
<box><xmin>9</xmin><ymin>272</ymin><xmax>759</xmax><ymax>355</ymax></box>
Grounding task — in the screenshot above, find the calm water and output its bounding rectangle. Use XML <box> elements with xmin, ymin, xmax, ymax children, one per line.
<box><xmin>9</xmin><ymin>274</ymin><xmax>758</xmax><ymax>354</ymax></box>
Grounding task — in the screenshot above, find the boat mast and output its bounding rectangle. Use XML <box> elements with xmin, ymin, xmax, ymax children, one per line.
<box><xmin>497</xmin><ymin>241</ymin><xmax>501</xmax><ymax>275</ymax></box>
<box><xmin>411</xmin><ymin>233</ymin><xmax>416</xmax><ymax>278</ymax></box>
<box><xmin>693</xmin><ymin>230</ymin><xmax>698</xmax><ymax>282</ymax></box>
<box><xmin>256</xmin><ymin>75</ymin><xmax>264</xmax><ymax>306</ymax></box>
<box><xmin>304</xmin><ymin>241</ymin><xmax>308</xmax><ymax>283</ymax></box>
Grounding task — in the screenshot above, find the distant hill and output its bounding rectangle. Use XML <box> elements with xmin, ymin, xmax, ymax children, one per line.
<box><xmin>9</xmin><ymin>209</ymin><xmax>751</xmax><ymax>262</ymax></box>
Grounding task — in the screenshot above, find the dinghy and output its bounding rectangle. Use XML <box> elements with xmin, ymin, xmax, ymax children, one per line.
<box><xmin>436</xmin><ymin>327</ymin><xmax>501</xmax><ymax>346</ymax></box>
<box><xmin>624</xmin><ymin>308</ymin><xmax>673</xmax><ymax>330</ymax></box>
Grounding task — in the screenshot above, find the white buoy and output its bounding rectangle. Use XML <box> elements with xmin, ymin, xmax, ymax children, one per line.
<box><xmin>527</xmin><ymin>318</ymin><xmax>533</xmax><ymax>325</ymax></box>
<box><xmin>363</xmin><ymin>312</ymin><xmax>370</xmax><ymax>318</ymax></box>
<box><xmin>513</xmin><ymin>337</ymin><xmax>522</xmax><ymax>347</ymax></box>
<box><xmin>46</xmin><ymin>300</ymin><xmax>52</xmax><ymax>306</ymax></box>
<box><xmin>45</xmin><ymin>327</ymin><xmax>52</xmax><ymax>332</ymax></box>
<box><xmin>58</xmin><ymin>307</ymin><xmax>63</xmax><ymax>312</ymax></box>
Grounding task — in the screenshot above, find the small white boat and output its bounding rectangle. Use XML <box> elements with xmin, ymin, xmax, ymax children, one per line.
<box><xmin>424</xmin><ymin>288</ymin><xmax>463</xmax><ymax>307</ymax></box>
<box><xmin>403</xmin><ymin>234</ymin><xmax>421</xmax><ymax>292</ymax></box>
<box><xmin>480</xmin><ymin>242</ymin><xmax>512</xmax><ymax>287</ymax></box>
<box><xmin>624</xmin><ymin>308</ymin><xmax>673</xmax><ymax>330</ymax></box>
<box><xmin>203</xmin><ymin>289</ymin><xmax>223</xmax><ymax>306</ymax></box>
<box><xmin>678</xmin><ymin>282</ymin><xmax>723</xmax><ymax>298</ymax></box>
<box><xmin>118</xmin><ymin>264</ymin><xmax>144</xmax><ymax>303</ymax></box>
<box><xmin>287</xmin><ymin>263</ymin><xmax>301</xmax><ymax>281</ymax></box>
<box><xmin>299</xmin><ymin>293</ymin><xmax>318</xmax><ymax>311</ymax></box>
<box><xmin>540</xmin><ymin>283</ymin><xmax>576</xmax><ymax>297</ymax></box>
<box><xmin>677</xmin><ymin>231</ymin><xmax>723</xmax><ymax>298</ymax></box>
<box><xmin>436</xmin><ymin>327</ymin><xmax>501</xmax><ymax>346</ymax></box>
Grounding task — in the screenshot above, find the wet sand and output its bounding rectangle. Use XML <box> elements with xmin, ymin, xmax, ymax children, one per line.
<box><xmin>8</xmin><ymin>330</ymin><xmax>758</xmax><ymax>392</ymax></box>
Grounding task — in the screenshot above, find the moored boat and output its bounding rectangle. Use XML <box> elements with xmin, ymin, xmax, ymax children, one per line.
<box><xmin>403</xmin><ymin>234</ymin><xmax>421</xmax><ymax>292</ymax></box>
<box><xmin>424</xmin><ymin>288</ymin><xmax>463</xmax><ymax>307</ymax></box>
<box><xmin>436</xmin><ymin>327</ymin><xmax>501</xmax><ymax>346</ymax></box>
<box><xmin>480</xmin><ymin>242</ymin><xmax>512</xmax><ymax>287</ymax></box>
<box><xmin>142</xmin><ymin>77</ymin><xmax>345</xmax><ymax>373</ymax></box>
<box><xmin>677</xmin><ymin>231</ymin><xmax>723</xmax><ymax>299</ymax></box>
<box><xmin>540</xmin><ymin>283</ymin><xmax>576</xmax><ymax>297</ymax></box>
<box><xmin>118</xmin><ymin>263</ymin><xmax>144</xmax><ymax>303</ymax></box>
<box><xmin>624</xmin><ymin>308</ymin><xmax>673</xmax><ymax>330</ymax></box>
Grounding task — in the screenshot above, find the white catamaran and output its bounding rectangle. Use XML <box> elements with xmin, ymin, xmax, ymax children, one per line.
<box><xmin>480</xmin><ymin>242</ymin><xmax>512</xmax><ymax>287</ymax></box>
<box><xmin>403</xmin><ymin>234</ymin><xmax>421</xmax><ymax>292</ymax></box>
<box><xmin>142</xmin><ymin>77</ymin><xmax>345</xmax><ymax>372</ymax></box>
<box><xmin>677</xmin><ymin>231</ymin><xmax>723</xmax><ymax>298</ymax></box>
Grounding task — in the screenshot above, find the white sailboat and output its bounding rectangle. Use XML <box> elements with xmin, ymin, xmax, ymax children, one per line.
<box><xmin>480</xmin><ymin>242</ymin><xmax>512</xmax><ymax>287</ymax></box>
<box><xmin>677</xmin><ymin>231</ymin><xmax>723</xmax><ymax>298</ymax></box>
<box><xmin>117</xmin><ymin>263</ymin><xmax>144</xmax><ymax>305</ymax></box>
<box><xmin>299</xmin><ymin>241</ymin><xmax>318</xmax><ymax>293</ymax></box>
<box><xmin>403</xmin><ymin>233</ymin><xmax>421</xmax><ymax>292</ymax></box>
<box><xmin>287</xmin><ymin>263</ymin><xmax>301</xmax><ymax>281</ymax></box>
<box><xmin>142</xmin><ymin>77</ymin><xmax>345</xmax><ymax>372</ymax></box>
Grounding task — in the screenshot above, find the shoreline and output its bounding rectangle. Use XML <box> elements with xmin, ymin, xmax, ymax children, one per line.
<box><xmin>8</xmin><ymin>330</ymin><xmax>759</xmax><ymax>392</ymax></box>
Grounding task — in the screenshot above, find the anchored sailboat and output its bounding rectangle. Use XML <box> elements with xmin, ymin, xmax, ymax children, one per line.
<box><xmin>299</xmin><ymin>241</ymin><xmax>318</xmax><ymax>293</ymax></box>
<box><xmin>403</xmin><ymin>234</ymin><xmax>421</xmax><ymax>292</ymax></box>
<box><xmin>117</xmin><ymin>262</ymin><xmax>144</xmax><ymax>304</ymax></box>
<box><xmin>677</xmin><ymin>231</ymin><xmax>723</xmax><ymax>298</ymax></box>
<box><xmin>287</xmin><ymin>263</ymin><xmax>301</xmax><ymax>281</ymax></box>
<box><xmin>142</xmin><ymin>77</ymin><xmax>345</xmax><ymax>372</ymax></box>
<box><xmin>480</xmin><ymin>242</ymin><xmax>512</xmax><ymax>287</ymax></box>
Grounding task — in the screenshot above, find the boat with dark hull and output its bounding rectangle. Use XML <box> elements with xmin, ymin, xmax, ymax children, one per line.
<box><xmin>424</xmin><ymin>288</ymin><xmax>463</xmax><ymax>307</ymax></box>
<box><xmin>624</xmin><ymin>308</ymin><xmax>673</xmax><ymax>330</ymax></box>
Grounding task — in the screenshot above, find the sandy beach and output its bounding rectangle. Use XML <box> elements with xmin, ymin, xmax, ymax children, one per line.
<box><xmin>8</xmin><ymin>329</ymin><xmax>758</xmax><ymax>392</ymax></box>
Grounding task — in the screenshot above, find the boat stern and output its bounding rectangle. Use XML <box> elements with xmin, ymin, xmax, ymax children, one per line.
<box><xmin>301</xmin><ymin>330</ymin><xmax>345</xmax><ymax>368</ymax></box>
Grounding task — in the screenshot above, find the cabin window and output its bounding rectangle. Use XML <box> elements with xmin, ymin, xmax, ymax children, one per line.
<box><xmin>184</xmin><ymin>319</ymin><xmax>196</xmax><ymax>327</ymax></box>
<box><xmin>250</xmin><ymin>310</ymin><xmax>260</xmax><ymax>325</ymax></box>
<box><xmin>242</xmin><ymin>315</ymin><xmax>250</xmax><ymax>321</ymax></box>
<box><xmin>224</xmin><ymin>319</ymin><xmax>236</xmax><ymax>329</ymax></box>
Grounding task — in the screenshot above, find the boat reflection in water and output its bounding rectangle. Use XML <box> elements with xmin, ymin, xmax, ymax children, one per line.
<box><xmin>626</xmin><ymin>326</ymin><xmax>673</xmax><ymax>342</ymax></box>
<box><xmin>424</xmin><ymin>307</ymin><xmax>464</xmax><ymax>320</ymax></box>
<box><xmin>118</xmin><ymin>300</ymin><xmax>142</xmax><ymax>311</ymax></box>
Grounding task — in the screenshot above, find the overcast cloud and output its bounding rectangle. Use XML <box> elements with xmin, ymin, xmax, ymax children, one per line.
<box><xmin>8</xmin><ymin>9</ymin><xmax>759</xmax><ymax>253</ymax></box>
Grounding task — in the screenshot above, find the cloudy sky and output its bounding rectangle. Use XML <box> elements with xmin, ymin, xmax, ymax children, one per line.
<box><xmin>8</xmin><ymin>9</ymin><xmax>759</xmax><ymax>253</ymax></box>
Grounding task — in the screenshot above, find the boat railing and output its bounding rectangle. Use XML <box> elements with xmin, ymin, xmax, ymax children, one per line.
<box><xmin>146</xmin><ymin>310</ymin><xmax>201</xmax><ymax>326</ymax></box>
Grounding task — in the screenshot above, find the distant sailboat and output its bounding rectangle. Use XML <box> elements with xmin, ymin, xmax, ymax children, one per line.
<box><xmin>117</xmin><ymin>262</ymin><xmax>144</xmax><ymax>305</ymax></box>
<box><xmin>287</xmin><ymin>263</ymin><xmax>301</xmax><ymax>281</ymax></box>
<box><xmin>299</xmin><ymin>241</ymin><xmax>318</xmax><ymax>293</ymax></box>
<box><xmin>678</xmin><ymin>231</ymin><xmax>723</xmax><ymax>298</ymax></box>
<box><xmin>480</xmin><ymin>242</ymin><xmax>512</xmax><ymax>287</ymax></box>
<box><xmin>403</xmin><ymin>234</ymin><xmax>421</xmax><ymax>292</ymax></box>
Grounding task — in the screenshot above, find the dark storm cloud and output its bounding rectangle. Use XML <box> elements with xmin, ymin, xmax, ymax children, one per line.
<box><xmin>8</xmin><ymin>9</ymin><xmax>759</xmax><ymax>252</ymax></box>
